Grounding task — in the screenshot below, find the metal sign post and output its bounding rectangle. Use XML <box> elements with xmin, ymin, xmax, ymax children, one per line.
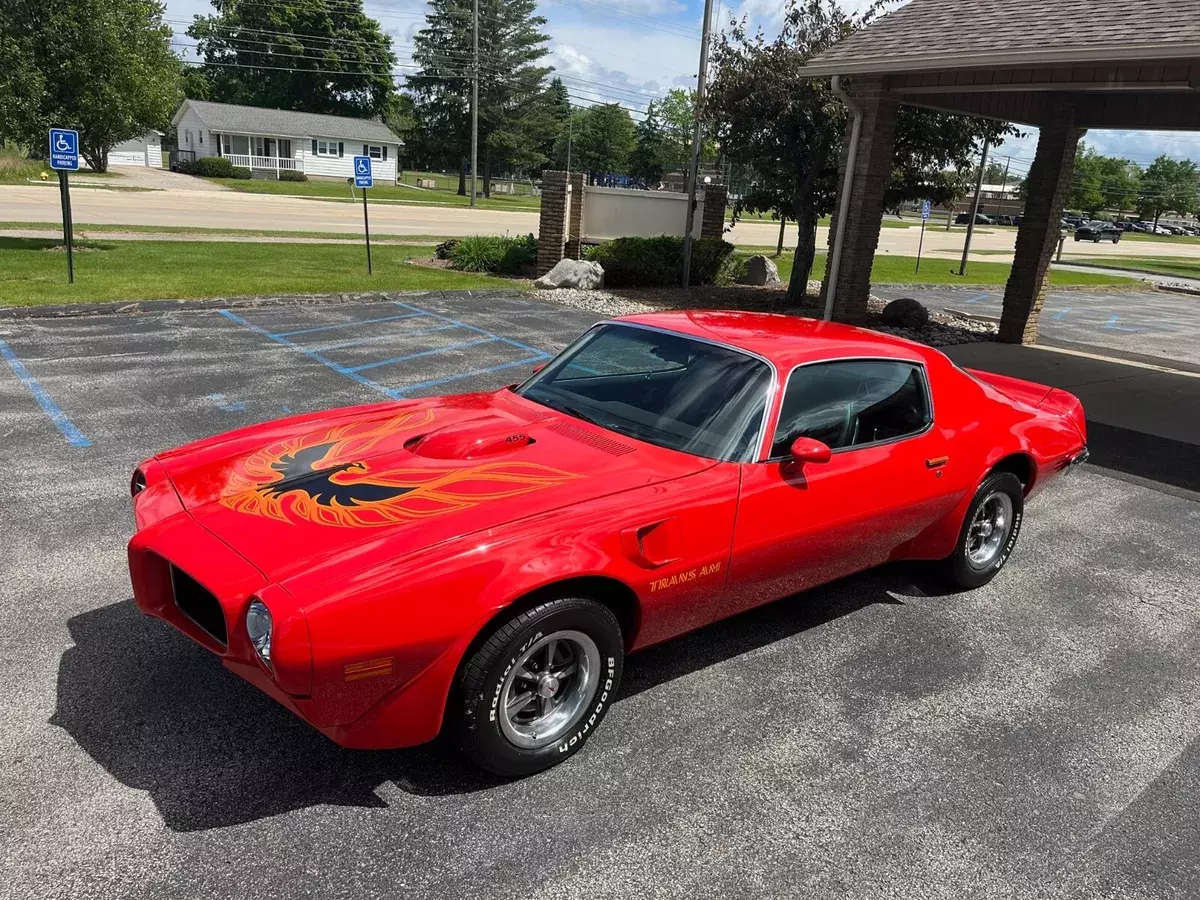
<box><xmin>354</xmin><ymin>156</ymin><xmax>373</xmax><ymax>274</ymax></box>
<box><xmin>48</xmin><ymin>128</ymin><xmax>80</xmax><ymax>284</ymax></box>
<box><xmin>916</xmin><ymin>200</ymin><xmax>931</xmax><ymax>274</ymax></box>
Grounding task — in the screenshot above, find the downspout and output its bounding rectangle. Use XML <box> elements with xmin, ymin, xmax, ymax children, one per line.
<box><xmin>824</xmin><ymin>74</ymin><xmax>863</xmax><ymax>322</ymax></box>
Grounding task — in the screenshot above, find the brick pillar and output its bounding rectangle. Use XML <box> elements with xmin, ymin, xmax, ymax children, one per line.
<box><xmin>820</xmin><ymin>78</ymin><xmax>899</xmax><ymax>324</ymax></box>
<box><xmin>564</xmin><ymin>172</ymin><xmax>586</xmax><ymax>259</ymax></box>
<box><xmin>700</xmin><ymin>184</ymin><xmax>728</xmax><ymax>239</ymax></box>
<box><xmin>537</xmin><ymin>170</ymin><xmax>569</xmax><ymax>275</ymax></box>
<box><xmin>1000</xmin><ymin>110</ymin><xmax>1085</xmax><ymax>344</ymax></box>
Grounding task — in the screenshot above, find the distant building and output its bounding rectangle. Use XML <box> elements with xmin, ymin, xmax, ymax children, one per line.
<box><xmin>109</xmin><ymin>131</ymin><xmax>164</xmax><ymax>168</ymax></box>
<box><xmin>170</xmin><ymin>100</ymin><xmax>403</xmax><ymax>182</ymax></box>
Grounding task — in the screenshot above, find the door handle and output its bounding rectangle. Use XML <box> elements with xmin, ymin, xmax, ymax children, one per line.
<box><xmin>925</xmin><ymin>456</ymin><xmax>950</xmax><ymax>469</ymax></box>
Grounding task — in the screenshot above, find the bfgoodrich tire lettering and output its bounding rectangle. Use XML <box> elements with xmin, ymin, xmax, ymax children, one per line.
<box><xmin>941</xmin><ymin>471</ymin><xmax>1025</xmax><ymax>590</ymax></box>
<box><xmin>453</xmin><ymin>597</ymin><xmax>624</xmax><ymax>777</ymax></box>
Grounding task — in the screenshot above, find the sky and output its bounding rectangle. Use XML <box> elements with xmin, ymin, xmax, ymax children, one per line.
<box><xmin>162</xmin><ymin>0</ymin><xmax>1200</xmax><ymax>181</ymax></box>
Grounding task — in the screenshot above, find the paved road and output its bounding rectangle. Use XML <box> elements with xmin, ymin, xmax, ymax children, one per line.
<box><xmin>1</xmin><ymin>293</ymin><xmax>1197</xmax><ymax>899</ymax></box>
<box><xmin>876</xmin><ymin>287</ymin><xmax>1200</xmax><ymax>367</ymax></box>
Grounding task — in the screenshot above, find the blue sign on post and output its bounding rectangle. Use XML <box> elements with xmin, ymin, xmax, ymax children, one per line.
<box><xmin>921</xmin><ymin>200</ymin><xmax>932</xmax><ymax>221</ymax></box>
<box><xmin>49</xmin><ymin>128</ymin><xmax>80</xmax><ymax>171</ymax></box>
<box><xmin>353</xmin><ymin>156</ymin><xmax>373</xmax><ymax>188</ymax></box>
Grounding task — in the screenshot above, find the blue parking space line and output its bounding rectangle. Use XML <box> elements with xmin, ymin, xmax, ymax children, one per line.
<box><xmin>271</xmin><ymin>312</ymin><xmax>425</xmax><ymax>338</ymax></box>
<box><xmin>965</xmin><ymin>292</ymin><xmax>990</xmax><ymax>304</ymax></box>
<box><xmin>1104</xmin><ymin>315</ymin><xmax>1120</xmax><ymax>329</ymax></box>
<box><xmin>397</xmin><ymin>356</ymin><xmax>548</xmax><ymax>396</ymax></box>
<box><xmin>218</xmin><ymin>309</ymin><xmax>398</xmax><ymax>398</ymax></box>
<box><xmin>0</xmin><ymin>339</ymin><xmax>91</xmax><ymax>447</ymax></box>
<box><xmin>312</xmin><ymin>322</ymin><xmax>461</xmax><ymax>352</ymax></box>
<box><xmin>392</xmin><ymin>300</ymin><xmax>551</xmax><ymax>359</ymax></box>
<box><xmin>347</xmin><ymin>337</ymin><xmax>501</xmax><ymax>373</ymax></box>
<box><xmin>1052</xmin><ymin>307</ymin><xmax>1073</xmax><ymax>320</ymax></box>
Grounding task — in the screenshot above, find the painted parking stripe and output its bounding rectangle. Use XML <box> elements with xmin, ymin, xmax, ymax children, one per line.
<box><xmin>399</xmin><ymin>356</ymin><xmax>548</xmax><ymax>395</ymax></box>
<box><xmin>0</xmin><ymin>339</ymin><xmax>91</xmax><ymax>447</ymax></box>
<box><xmin>311</xmin><ymin>322</ymin><xmax>461</xmax><ymax>353</ymax></box>
<box><xmin>347</xmin><ymin>337</ymin><xmax>501</xmax><ymax>373</ymax></box>
<box><xmin>392</xmin><ymin>300</ymin><xmax>551</xmax><ymax>358</ymax></box>
<box><xmin>1052</xmin><ymin>307</ymin><xmax>1072</xmax><ymax>320</ymax></box>
<box><xmin>271</xmin><ymin>312</ymin><xmax>424</xmax><ymax>338</ymax></box>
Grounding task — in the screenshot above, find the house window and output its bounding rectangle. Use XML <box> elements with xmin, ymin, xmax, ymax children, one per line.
<box><xmin>185</xmin><ymin>130</ymin><xmax>192</xmax><ymax>146</ymax></box>
<box><xmin>315</xmin><ymin>140</ymin><xmax>339</xmax><ymax>157</ymax></box>
<box><xmin>199</xmin><ymin>131</ymin><xmax>203</xmax><ymax>145</ymax></box>
<box><xmin>367</xmin><ymin>145</ymin><xmax>383</xmax><ymax>160</ymax></box>
<box><xmin>221</xmin><ymin>134</ymin><xmax>231</xmax><ymax>155</ymax></box>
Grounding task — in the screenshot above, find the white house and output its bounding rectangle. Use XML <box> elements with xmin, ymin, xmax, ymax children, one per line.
<box><xmin>109</xmin><ymin>131</ymin><xmax>164</xmax><ymax>168</ymax></box>
<box><xmin>171</xmin><ymin>100</ymin><xmax>403</xmax><ymax>182</ymax></box>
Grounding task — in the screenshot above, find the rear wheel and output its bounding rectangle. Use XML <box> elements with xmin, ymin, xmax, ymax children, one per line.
<box><xmin>941</xmin><ymin>471</ymin><xmax>1024</xmax><ymax>589</ymax></box>
<box><xmin>452</xmin><ymin>597</ymin><xmax>623</xmax><ymax>777</ymax></box>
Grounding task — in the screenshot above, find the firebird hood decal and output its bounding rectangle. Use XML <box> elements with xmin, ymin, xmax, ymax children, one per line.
<box><xmin>220</xmin><ymin>409</ymin><xmax>579</xmax><ymax>528</ymax></box>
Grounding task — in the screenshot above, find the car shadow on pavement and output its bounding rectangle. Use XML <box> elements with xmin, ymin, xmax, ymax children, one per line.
<box><xmin>53</xmin><ymin>566</ymin><xmax>955</xmax><ymax>832</ymax></box>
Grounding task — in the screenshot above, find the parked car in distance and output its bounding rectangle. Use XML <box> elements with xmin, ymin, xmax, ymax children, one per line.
<box><xmin>128</xmin><ymin>312</ymin><xmax>1089</xmax><ymax>776</ymax></box>
<box><xmin>955</xmin><ymin>213</ymin><xmax>994</xmax><ymax>225</ymax></box>
<box><xmin>1075</xmin><ymin>221</ymin><xmax>1122</xmax><ymax>243</ymax></box>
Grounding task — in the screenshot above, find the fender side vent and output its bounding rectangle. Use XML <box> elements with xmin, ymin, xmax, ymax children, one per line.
<box><xmin>171</xmin><ymin>565</ymin><xmax>227</xmax><ymax>647</ymax></box>
<box><xmin>546</xmin><ymin>420</ymin><xmax>635</xmax><ymax>456</ymax></box>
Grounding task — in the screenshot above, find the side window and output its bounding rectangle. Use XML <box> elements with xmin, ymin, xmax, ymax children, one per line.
<box><xmin>771</xmin><ymin>360</ymin><xmax>931</xmax><ymax>457</ymax></box>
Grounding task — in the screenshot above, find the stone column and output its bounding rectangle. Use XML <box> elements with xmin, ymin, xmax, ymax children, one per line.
<box><xmin>565</xmin><ymin>172</ymin><xmax>586</xmax><ymax>259</ymax></box>
<box><xmin>537</xmin><ymin>170</ymin><xmax>569</xmax><ymax>275</ymax></box>
<box><xmin>1000</xmin><ymin>108</ymin><xmax>1085</xmax><ymax>344</ymax></box>
<box><xmin>820</xmin><ymin>77</ymin><xmax>900</xmax><ymax>324</ymax></box>
<box><xmin>700</xmin><ymin>185</ymin><xmax>728</xmax><ymax>239</ymax></box>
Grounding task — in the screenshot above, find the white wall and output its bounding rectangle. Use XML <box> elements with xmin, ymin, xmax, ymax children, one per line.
<box><xmin>582</xmin><ymin>186</ymin><xmax>704</xmax><ymax>241</ymax></box>
<box><xmin>299</xmin><ymin>140</ymin><xmax>399</xmax><ymax>182</ymax></box>
<box><xmin>177</xmin><ymin>109</ymin><xmax>216</xmax><ymax>159</ymax></box>
<box><xmin>108</xmin><ymin>134</ymin><xmax>163</xmax><ymax>168</ymax></box>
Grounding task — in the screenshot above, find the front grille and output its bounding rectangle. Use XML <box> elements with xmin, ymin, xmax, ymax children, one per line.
<box><xmin>171</xmin><ymin>565</ymin><xmax>227</xmax><ymax>646</ymax></box>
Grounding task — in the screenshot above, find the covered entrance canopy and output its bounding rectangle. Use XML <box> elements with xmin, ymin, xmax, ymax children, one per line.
<box><xmin>803</xmin><ymin>0</ymin><xmax>1200</xmax><ymax>343</ymax></box>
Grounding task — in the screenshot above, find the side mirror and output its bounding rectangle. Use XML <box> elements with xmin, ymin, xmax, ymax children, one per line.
<box><xmin>531</xmin><ymin>363</ymin><xmax>547</xmax><ymax>375</ymax></box>
<box><xmin>789</xmin><ymin>437</ymin><xmax>832</xmax><ymax>466</ymax></box>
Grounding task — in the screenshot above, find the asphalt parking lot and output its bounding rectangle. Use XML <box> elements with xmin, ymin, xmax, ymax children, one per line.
<box><xmin>2</xmin><ymin>292</ymin><xmax>1198</xmax><ymax>899</ymax></box>
<box><xmin>876</xmin><ymin>287</ymin><xmax>1200</xmax><ymax>366</ymax></box>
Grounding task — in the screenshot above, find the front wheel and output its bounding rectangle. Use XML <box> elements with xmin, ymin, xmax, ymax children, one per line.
<box><xmin>452</xmin><ymin>597</ymin><xmax>624</xmax><ymax>777</ymax></box>
<box><xmin>940</xmin><ymin>471</ymin><xmax>1024</xmax><ymax>589</ymax></box>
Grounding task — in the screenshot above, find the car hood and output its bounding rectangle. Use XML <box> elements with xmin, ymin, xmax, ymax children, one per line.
<box><xmin>157</xmin><ymin>390</ymin><xmax>711</xmax><ymax>585</ymax></box>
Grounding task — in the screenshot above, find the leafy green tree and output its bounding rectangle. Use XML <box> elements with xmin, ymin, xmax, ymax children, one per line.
<box><xmin>1139</xmin><ymin>155</ymin><xmax>1199</xmax><ymax>227</ymax></box>
<box><xmin>628</xmin><ymin>102</ymin><xmax>669</xmax><ymax>186</ymax></box>
<box><xmin>409</xmin><ymin>0</ymin><xmax>556</xmax><ymax>195</ymax></box>
<box><xmin>708</xmin><ymin>0</ymin><xmax>1017</xmax><ymax>302</ymax></box>
<box><xmin>657</xmin><ymin>88</ymin><xmax>717</xmax><ymax>175</ymax></box>
<box><xmin>570</xmin><ymin>104</ymin><xmax>637</xmax><ymax>180</ymax></box>
<box><xmin>2</xmin><ymin>0</ymin><xmax>180</xmax><ymax>171</ymax></box>
<box><xmin>1069</xmin><ymin>145</ymin><xmax>1141</xmax><ymax>216</ymax></box>
<box><xmin>189</xmin><ymin>0</ymin><xmax>397</xmax><ymax>119</ymax></box>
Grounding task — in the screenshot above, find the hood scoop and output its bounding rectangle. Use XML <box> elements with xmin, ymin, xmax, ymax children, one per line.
<box><xmin>408</xmin><ymin>415</ymin><xmax>533</xmax><ymax>460</ymax></box>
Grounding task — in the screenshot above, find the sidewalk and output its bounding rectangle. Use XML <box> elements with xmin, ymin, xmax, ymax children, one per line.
<box><xmin>944</xmin><ymin>341</ymin><xmax>1200</xmax><ymax>497</ymax></box>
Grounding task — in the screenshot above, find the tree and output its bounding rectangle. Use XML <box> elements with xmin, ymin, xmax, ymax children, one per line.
<box><xmin>1139</xmin><ymin>155</ymin><xmax>1199</xmax><ymax>227</ymax></box>
<box><xmin>409</xmin><ymin>0</ymin><xmax>557</xmax><ymax>195</ymax></box>
<box><xmin>2</xmin><ymin>0</ymin><xmax>180</xmax><ymax>171</ymax></box>
<box><xmin>628</xmin><ymin>102</ymin><xmax>669</xmax><ymax>186</ymax></box>
<box><xmin>708</xmin><ymin>0</ymin><xmax>1017</xmax><ymax>302</ymax></box>
<box><xmin>657</xmin><ymin>88</ymin><xmax>717</xmax><ymax>175</ymax></box>
<box><xmin>189</xmin><ymin>0</ymin><xmax>396</xmax><ymax>119</ymax></box>
<box><xmin>570</xmin><ymin>104</ymin><xmax>637</xmax><ymax>181</ymax></box>
<box><xmin>1069</xmin><ymin>145</ymin><xmax>1141</xmax><ymax>216</ymax></box>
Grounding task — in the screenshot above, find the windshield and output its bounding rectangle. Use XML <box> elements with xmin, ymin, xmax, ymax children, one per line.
<box><xmin>517</xmin><ymin>323</ymin><xmax>771</xmax><ymax>462</ymax></box>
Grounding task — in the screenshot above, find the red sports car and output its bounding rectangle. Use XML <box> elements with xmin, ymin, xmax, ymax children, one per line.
<box><xmin>129</xmin><ymin>312</ymin><xmax>1088</xmax><ymax>775</ymax></box>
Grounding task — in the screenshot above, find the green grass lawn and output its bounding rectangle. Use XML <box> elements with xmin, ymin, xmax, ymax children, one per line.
<box><xmin>207</xmin><ymin>176</ymin><xmax>543</xmax><ymax>212</ymax></box>
<box><xmin>0</xmin><ymin>220</ymin><xmax>452</xmax><ymax>243</ymax></box>
<box><xmin>1073</xmin><ymin>256</ymin><xmax>1200</xmax><ymax>279</ymax></box>
<box><xmin>0</xmin><ymin>237</ymin><xmax>504</xmax><ymax>307</ymax></box>
<box><xmin>739</xmin><ymin>250</ymin><xmax>1135</xmax><ymax>287</ymax></box>
<box><xmin>1120</xmin><ymin>231</ymin><xmax>1200</xmax><ymax>245</ymax></box>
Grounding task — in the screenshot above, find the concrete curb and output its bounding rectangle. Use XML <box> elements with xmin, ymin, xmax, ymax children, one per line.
<box><xmin>0</xmin><ymin>288</ymin><xmax>537</xmax><ymax>320</ymax></box>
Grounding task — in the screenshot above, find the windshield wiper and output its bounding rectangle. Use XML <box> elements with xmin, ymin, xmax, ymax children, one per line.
<box><xmin>560</xmin><ymin>404</ymin><xmax>605</xmax><ymax>427</ymax></box>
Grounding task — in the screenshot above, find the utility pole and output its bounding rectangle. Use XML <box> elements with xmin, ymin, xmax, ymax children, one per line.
<box><xmin>958</xmin><ymin>137</ymin><xmax>990</xmax><ymax>277</ymax></box>
<box><xmin>680</xmin><ymin>0</ymin><xmax>716</xmax><ymax>288</ymax></box>
<box><xmin>996</xmin><ymin>155</ymin><xmax>1011</xmax><ymax>216</ymax></box>
<box><xmin>469</xmin><ymin>0</ymin><xmax>479</xmax><ymax>208</ymax></box>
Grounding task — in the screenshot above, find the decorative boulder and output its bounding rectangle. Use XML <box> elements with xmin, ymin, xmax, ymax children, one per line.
<box><xmin>534</xmin><ymin>259</ymin><xmax>604</xmax><ymax>290</ymax></box>
<box><xmin>881</xmin><ymin>297</ymin><xmax>930</xmax><ymax>329</ymax></box>
<box><xmin>736</xmin><ymin>255</ymin><xmax>781</xmax><ymax>286</ymax></box>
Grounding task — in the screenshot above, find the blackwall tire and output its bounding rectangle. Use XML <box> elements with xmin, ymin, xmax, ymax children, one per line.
<box><xmin>452</xmin><ymin>597</ymin><xmax>623</xmax><ymax>777</ymax></box>
<box><xmin>941</xmin><ymin>471</ymin><xmax>1025</xmax><ymax>590</ymax></box>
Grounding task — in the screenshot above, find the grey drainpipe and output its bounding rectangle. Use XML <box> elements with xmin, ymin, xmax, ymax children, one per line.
<box><xmin>824</xmin><ymin>75</ymin><xmax>863</xmax><ymax>322</ymax></box>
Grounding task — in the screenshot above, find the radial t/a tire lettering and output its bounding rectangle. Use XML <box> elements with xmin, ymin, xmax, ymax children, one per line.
<box><xmin>452</xmin><ymin>597</ymin><xmax>624</xmax><ymax>777</ymax></box>
<box><xmin>941</xmin><ymin>471</ymin><xmax>1025</xmax><ymax>590</ymax></box>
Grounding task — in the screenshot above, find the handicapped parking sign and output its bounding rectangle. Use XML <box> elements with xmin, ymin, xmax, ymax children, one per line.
<box><xmin>921</xmin><ymin>200</ymin><xmax>932</xmax><ymax>221</ymax></box>
<box><xmin>353</xmin><ymin>156</ymin><xmax>373</xmax><ymax>188</ymax></box>
<box><xmin>49</xmin><ymin>128</ymin><xmax>80</xmax><ymax>171</ymax></box>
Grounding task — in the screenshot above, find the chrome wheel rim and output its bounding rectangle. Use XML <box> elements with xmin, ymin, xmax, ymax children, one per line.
<box><xmin>966</xmin><ymin>491</ymin><xmax>1013</xmax><ymax>569</ymax></box>
<box><xmin>499</xmin><ymin>630</ymin><xmax>601</xmax><ymax>750</ymax></box>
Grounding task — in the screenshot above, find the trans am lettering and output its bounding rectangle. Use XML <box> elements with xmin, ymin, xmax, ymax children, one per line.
<box><xmin>648</xmin><ymin>561</ymin><xmax>722</xmax><ymax>593</ymax></box>
<box><xmin>221</xmin><ymin>409</ymin><xmax>578</xmax><ymax>528</ymax></box>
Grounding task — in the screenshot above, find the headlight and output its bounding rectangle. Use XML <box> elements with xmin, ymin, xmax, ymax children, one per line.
<box><xmin>246</xmin><ymin>599</ymin><xmax>273</xmax><ymax>667</ymax></box>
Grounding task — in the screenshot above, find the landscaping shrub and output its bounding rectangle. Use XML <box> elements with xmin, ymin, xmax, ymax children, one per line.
<box><xmin>586</xmin><ymin>235</ymin><xmax>735</xmax><ymax>287</ymax></box>
<box><xmin>190</xmin><ymin>157</ymin><xmax>235</xmax><ymax>178</ymax></box>
<box><xmin>448</xmin><ymin>233</ymin><xmax>537</xmax><ymax>275</ymax></box>
<box><xmin>229</xmin><ymin>166</ymin><xmax>252</xmax><ymax>180</ymax></box>
<box><xmin>434</xmin><ymin>239</ymin><xmax>460</xmax><ymax>260</ymax></box>
<box><xmin>278</xmin><ymin>169</ymin><xmax>307</xmax><ymax>182</ymax></box>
